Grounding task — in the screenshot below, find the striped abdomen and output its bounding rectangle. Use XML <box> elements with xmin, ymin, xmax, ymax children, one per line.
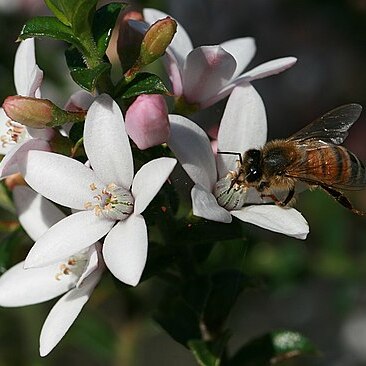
<box><xmin>304</xmin><ymin>145</ymin><xmax>366</xmax><ymax>189</ymax></box>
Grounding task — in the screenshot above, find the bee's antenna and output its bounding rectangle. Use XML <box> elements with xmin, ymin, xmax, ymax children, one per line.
<box><xmin>217</xmin><ymin>151</ymin><xmax>243</xmax><ymax>165</ymax></box>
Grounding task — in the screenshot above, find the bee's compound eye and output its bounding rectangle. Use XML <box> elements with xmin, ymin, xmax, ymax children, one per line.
<box><xmin>246</xmin><ymin>167</ymin><xmax>261</xmax><ymax>182</ymax></box>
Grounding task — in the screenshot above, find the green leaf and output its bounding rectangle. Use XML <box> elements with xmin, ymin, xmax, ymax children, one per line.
<box><xmin>93</xmin><ymin>3</ymin><xmax>126</xmax><ymax>57</ymax></box>
<box><xmin>44</xmin><ymin>0</ymin><xmax>98</xmax><ymax>37</ymax></box>
<box><xmin>71</xmin><ymin>0</ymin><xmax>98</xmax><ymax>37</ymax></box>
<box><xmin>119</xmin><ymin>73</ymin><xmax>171</xmax><ymax>99</ymax></box>
<box><xmin>229</xmin><ymin>330</ymin><xmax>317</xmax><ymax>366</ymax></box>
<box><xmin>19</xmin><ymin>16</ymin><xmax>83</xmax><ymax>49</ymax></box>
<box><xmin>189</xmin><ymin>333</ymin><xmax>230</xmax><ymax>366</ymax></box>
<box><xmin>44</xmin><ymin>0</ymin><xmax>71</xmax><ymax>26</ymax></box>
<box><xmin>70</xmin><ymin>62</ymin><xmax>111</xmax><ymax>92</ymax></box>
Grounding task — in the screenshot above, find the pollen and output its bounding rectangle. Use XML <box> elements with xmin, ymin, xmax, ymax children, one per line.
<box><xmin>84</xmin><ymin>182</ymin><xmax>134</xmax><ymax>221</ymax></box>
<box><xmin>0</xmin><ymin>120</ymin><xmax>26</xmax><ymax>148</ymax></box>
<box><xmin>214</xmin><ymin>175</ymin><xmax>248</xmax><ymax>210</ymax></box>
<box><xmin>89</xmin><ymin>183</ymin><xmax>97</xmax><ymax>191</ymax></box>
<box><xmin>54</xmin><ymin>254</ymin><xmax>88</xmax><ymax>281</ymax></box>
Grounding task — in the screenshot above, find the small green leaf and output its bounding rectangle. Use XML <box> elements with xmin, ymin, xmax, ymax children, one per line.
<box><xmin>119</xmin><ymin>73</ymin><xmax>171</xmax><ymax>99</ymax></box>
<box><xmin>70</xmin><ymin>63</ymin><xmax>111</xmax><ymax>92</ymax></box>
<box><xmin>44</xmin><ymin>0</ymin><xmax>98</xmax><ymax>37</ymax></box>
<box><xmin>189</xmin><ymin>335</ymin><xmax>230</xmax><ymax>366</ymax></box>
<box><xmin>92</xmin><ymin>3</ymin><xmax>126</xmax><ymax>57</ymax></box>
<box><xmin>44</xmin><ymin>0</ymin><xmax>71</xmax><ymax>26</ymax></box>
<box><xmin>19</xmin><ymin>16</ymin><xmax>83</xmax><ymax>50</ymax></box>
<box><xmin>71</xmin><ymin>0</ymin><xmax>98</xmax><ymax>37</ymax></box>
<box><xmin>229</xmin><ymin>330</ymin><xmax>317</xmax><ymax>366</ymax></box>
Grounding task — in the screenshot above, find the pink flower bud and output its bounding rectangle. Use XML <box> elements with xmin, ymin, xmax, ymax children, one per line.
<box><xmin>3</xmin><ymin>95</ymin><xmax>53</xmax><ymax>128</ymax></box>
<box><xmin>3</xmin><ymin>95</ymin><xmax>85</xmax><ymax>129</ymax></box>
<box><xmin>125</xmin><ymin>94</ymin><xmax>170</xmax><ymax>150</ymax></box>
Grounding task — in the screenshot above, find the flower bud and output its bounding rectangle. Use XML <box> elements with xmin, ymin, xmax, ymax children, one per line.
<box><xmin>3</xmin><ymin>96</ymin><xmax>86</xmax><ymax>129</ymax></box>
<box><xmin>124</xmin><ymin>17</ymin><xmax>177</xmax><ymax>80</ymax></box>
<box><xmin>125</xmin><ymin>94</ymin><xmax>170</xmax><ymax>150</ymax></box>
<box><xmin>140</xmin><ymin>17</ymin><xmax>177</xmax><ymax>65</ymax></box>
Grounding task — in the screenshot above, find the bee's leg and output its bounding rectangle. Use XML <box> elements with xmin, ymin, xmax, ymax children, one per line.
<box><xmin>281</xmin><ymin>187</ymin><xmax>295</xmax><ymax>206</ymax></box>
<box><xmin>260</xmin><ymin>193</ymin><xmax>283</xmax><ymax>206</ymax></box>
<box><xmin>260</xmin><ymin>186</ymin><xmax>295</xmax><ymax>207</ymax></box>
<box><xmin>320</xmin><ymin>184</ymin><xmax>366</xmax><ymax>216</ymax></box>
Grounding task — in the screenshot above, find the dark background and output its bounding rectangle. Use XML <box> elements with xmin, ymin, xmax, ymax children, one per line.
<box><xmin>0</xmin><ymin>0</ymin><xmax>366</xmax><ymax>365</ymax></box>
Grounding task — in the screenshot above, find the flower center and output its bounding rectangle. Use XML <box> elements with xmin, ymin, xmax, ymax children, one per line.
<box><xmin>214</xmin><ymin>173</ymin><xmax>248</xmax><ymax>210</ymax></box>
<box><xmin>84</xmin><ymin>182</ymin><xmax>134</xmax><ymax>220</ymax></box>
<box><xmin>54</xmin><ymin>253</ymin><xmax>88</xmax><ymax>281</ymax></box>
<box><xmin>0</xmin><ymin>120</ymin><xmax>27</xmax><ymax>148</ymax></box>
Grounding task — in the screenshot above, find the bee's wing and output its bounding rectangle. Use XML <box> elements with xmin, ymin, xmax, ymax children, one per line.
<box><xmin>289</xmin><ymin>104</ymin><xmax>362</xmax><ymax>144</ymax></box>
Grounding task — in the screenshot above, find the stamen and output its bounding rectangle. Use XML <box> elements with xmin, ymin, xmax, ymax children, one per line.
<box><xmin>85</xmin><ymin>182</ymin><xmax>134</xmax><ymax>220</ymax></box>
<box><xmin>0</xmin><ymin>119</ymin><xmax>27</xmax><ymax>147</ymax></box>
<box><xmin>54</xmin><ymin>254</ymin><xmax>88</xmax><ymax>281</ymax></box>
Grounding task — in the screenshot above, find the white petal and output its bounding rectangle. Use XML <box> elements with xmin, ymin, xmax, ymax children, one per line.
<box><xmin>14</xmin><ymin>38</ymin><xmax>43</xmax><ymax>97</ymax></box>
<box><xmin>182</xmin><ymin>46</ymin><xmax>236</xmax><ymax>105</ymax></box>
<box><xmin>19</xmin><ymin>150</ymin><xmax>102</xmax><ymax>210</ymax></box>
<box><xmin>201</xmin><ymin>57</ymin><xmax>297</xmax><ymax>110</ymax></box>
<box><xmin>143</xmin><ymin>8</ymin><xmax>193</xmax><ymax>70</ymax></box>
<box><xmin>231</xmin><ymin>205</ymin><xmax>309</xmax><ymax>239</ymax></box>
<box><xmin>0</xmin><ymin>138</ymin><xmax>50</xmax><ymax>179</ymax></box>
<box><xmin>13</xmin><ymin>186</ymin><xmax>65</xmax><ymax>242</ymax></box>
<box><xmin>77</xmin><ymin>243</ymin><xmax>102</xmax><ymax>287</ymax></box>
<box><xmin>221</xmin><ymin>37</ymin><xmax>256</xmax><ymax>80</ymax></box>
<box><xmin>24</xmin><ymin>211</ymin><xmax>115</xmax><ymax>268</ymax></box>
<box><xmin>64</xmin><ymin>90</ymin><xmax>95</xmax><ymax>111</ymax></box>
<box><xmin>84</xmin><ymin>94</ymin><xmax>134</xmax><ymax>189</ymax></box>
<box><xmin>191</xmin><ymin>184</ymin><xmax>232</xmax><ymax>223</ymax></box>
<box><xmin>237</xmin><ymin>57</ymin><xmax>297</xmax><ymax>83</ymax></box>
<box><xmin>0</xmin><ymin>261</ymin><xmax>77</xmax><ymax>307</ymax></box>
<box><xmin>26</xmin><ymin>127</ymin><xmax>54</xmax><ymax>141</ymax></box>
<box><xmin>103</xmin><ymin>215</ymin><xmax>147</xmax><ymax>286</ymax></box>
<box><xmin>168</xmin><ymin>114</ymin><xmax>217</xmax><ymax>191</ymax></box>
<box><xmin>217</xmin><ymin>84</ymin><xmax>267</xmax><ymax>178</ymax></box>
<box><xmin>39</xmin><ymin>267</ymin><xmax>102</xmax><ymax>357</ymax></box>
<box><xmin>164</xmin><ymin>52</ymin><xmax>183</xmax><ymax>96</ymax></box>
<box><xmin>132</xmin><ymin>157</ymin><xmax>177</xmax><ymax>215</ymax></box>
<box><xmin>62</xmin><ymin>91</ymin><xmax>95</xmax><ymax>136</ymax></box>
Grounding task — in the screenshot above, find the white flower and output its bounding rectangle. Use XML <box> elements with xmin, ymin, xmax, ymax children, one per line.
<box><xmin>168</xmin><ymin>83</ymin><xmax>309</xmax><ymax>239</ymax></box>
<box><xmin>0</xmin><ymin>186</ymin><xmax>103</xmax><ymax>356</ymax></box>
<box><xmin>0</xmin><ymin>38</ymin><xmax>54</xmax><ymax>176</ymax></box>
<box><xmin>0</xmin><ymin>39</ymin><xmax>94</xmax><ymax>179</ymax></box>
<box><xmin>143</xmin><ymin>8</ymin><xmax>297</xmax><ymax>110</ymax></box>
<box><xmin>18</xmin><ymin>94</ymin><xmax>177</xmax><ymax>286</ymax></box>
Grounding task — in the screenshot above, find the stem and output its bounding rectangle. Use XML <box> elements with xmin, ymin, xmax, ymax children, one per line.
<box><xmin>71</xmin><ymin>137</ymin><xmax>84</xmax><ymax>158</ymax></box>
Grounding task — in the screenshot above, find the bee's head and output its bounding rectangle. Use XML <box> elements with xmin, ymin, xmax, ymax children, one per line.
<box><xmin>243</xmin><ymin>149</ymin><xmax>262</xmax><ymax>182</ymax></box>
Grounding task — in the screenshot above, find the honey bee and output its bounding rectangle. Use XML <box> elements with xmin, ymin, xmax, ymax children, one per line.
<box><xmin>220</xmin><ymin>103</ymin><xmax>366</xmax><ymax>214</ymax></box>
